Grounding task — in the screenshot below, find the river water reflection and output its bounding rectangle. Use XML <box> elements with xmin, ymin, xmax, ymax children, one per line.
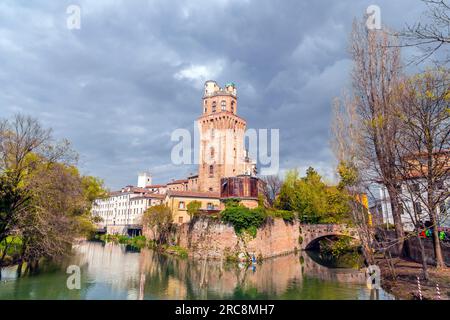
<box><xmin>0</xmin><ymin>241</ymin><xmax>394</xmax><ymax>300</ymax></box>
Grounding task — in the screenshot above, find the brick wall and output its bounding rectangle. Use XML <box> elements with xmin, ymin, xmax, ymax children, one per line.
<box><xmin>176</xmin><ymin>217</ymin><xmax>301</xmax><ymax>260</ymax></box>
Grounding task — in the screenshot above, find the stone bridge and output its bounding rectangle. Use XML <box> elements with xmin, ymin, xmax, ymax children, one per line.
<box><xmin>299</xmin><ymin>224</ymin><xmax>360</xmax><ymax>250</ymax></box>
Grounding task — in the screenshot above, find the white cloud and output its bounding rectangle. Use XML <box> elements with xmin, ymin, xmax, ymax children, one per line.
<box><xmin>174</xmin><ymin>60</ymin><xmax>225</xmax><ymax>88</ymax></box>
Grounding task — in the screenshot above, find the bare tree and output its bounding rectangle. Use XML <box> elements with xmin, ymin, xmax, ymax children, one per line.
<box><xmin>393</xmin><ymin>69</ymin><xmax>450</xmax><ymax>269</ymax></box>
<box><xmin>261</xmin><ymin>175</ymin><xmax>282</xmax><ymax>207</ymax></box>
<box><xmin>401</xmin><ymin>0</ymin><xmax>450</xmax><ymax>64</ymax></box>
<box><xmin>335</xmin><ymin>19</ymin><xmax>406</xmax><ymax>254</ymax></box>
<box><xmin>332</xmin><ymin>96</ymin><xmax>378</xmax><ymax>266</ymax></box>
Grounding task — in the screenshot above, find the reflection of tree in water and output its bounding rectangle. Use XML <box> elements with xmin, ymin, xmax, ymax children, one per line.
<box><xmin>138</xmin><ymin>250</ymin><xmax>306</xmax><ymax>299</ymax></box>
<box><xmin>301</xmin><ymin>251</ymin><xmax>366</xmax><ymax>285</ymax></box>
<box><xmin>0</xmin><ymin>259</ymin><xmax>94</xmax><ymax>300</ymax></box>
<box><xmin>0</xmin><ymin>242</ymin><xmax>390</xmax><ymax>300</ymax></box>
<box><xmin>138</xmin><ymin>248</ymin><xmax>370</xmax><ymax>299</ymax></box>
<box><xmin>139</xmin><ymin>249</ymin><xmax>179</xmax><ymax>298</ymax></box>
<box><xmin>306</xmin><ymin>249</ymin><xmax>365</xmax><ymax>269</ymax></box>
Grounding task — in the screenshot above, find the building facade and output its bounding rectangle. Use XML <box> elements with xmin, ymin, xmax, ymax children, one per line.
<box><xmin>375</xmin><ymin>152</ymin><xmax>450</xmax><ymax>231</ymax></box>
<box><xmin>166</xmin><ymin>179</ymin><xmax>189</xmax><ymax>191</ymax></box>
<box><xmin>377</xmin><ymin>182</ymin><xmax>450</xmax><ymax>231</ymax></box>
<box><xmin>197</xmin><ymin>81</ymin><xmax>256</xmax><ymax>193</ymax></box>
<box><xmin>93</xmin><ymin>80</ymin><xmax>264</xmax><ymax>233</ymax></box>
<box><xmin>164</xmin><ymin>191</ymin><xmax>221</xmax><ymax>224</ymax></box>
<box><xmin>92</xmin><ymin>183</ymin><xmax>163</xmax><ymax>235</ymax></box>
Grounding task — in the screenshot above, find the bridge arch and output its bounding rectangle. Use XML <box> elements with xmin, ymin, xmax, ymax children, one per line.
<box><xmin>299</xmin><ymin>224</ymin><xmax>359</xmax><ymax>251</ymax></box>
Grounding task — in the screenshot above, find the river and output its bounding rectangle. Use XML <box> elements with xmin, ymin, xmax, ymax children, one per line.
<box><xmin>0</xmin><ymin>241</ymin><xmax>394</xmax><ymax>300</ymax></box>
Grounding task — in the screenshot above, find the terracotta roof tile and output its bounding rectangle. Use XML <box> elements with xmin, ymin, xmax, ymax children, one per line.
<box><xmin>166</xmin><ymin>190</ymin><xmax>220</xmax><ymax>199</ymax></box>
<box><xmin>167</xmin><ymin>179</ymin><xmax>189</xmax><ymax>185</ymax></box>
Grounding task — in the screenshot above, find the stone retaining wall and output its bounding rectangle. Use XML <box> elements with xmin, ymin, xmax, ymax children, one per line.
<box><xmin>405</xmin><ymin>237</ymin><xmax>450</xmax><ymax>266</ymax></box>
<box><xmin>176</xmin><ymin>217</ymin><xmax>301</xmax><ymax>260</ymax></box>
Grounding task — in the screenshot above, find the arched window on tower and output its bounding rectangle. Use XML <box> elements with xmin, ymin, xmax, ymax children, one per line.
<box><xmin>209</xmin><ymin>165</ymin><xmax>214</xmax><ymax>176</ymax></box>
<box><xmin>221</xmin><ymin>100</ymin><xmax>226</xmax><ymax>111</ymax></box>
<box><xmin>231</xmin><ymin>101</ymin><xmax>235</xmax><ymax>113</ymax></box>
<box><xmin>212</xmin><ymin>102</ymin><xmax>216</xmax><ymax>113</ymax></box>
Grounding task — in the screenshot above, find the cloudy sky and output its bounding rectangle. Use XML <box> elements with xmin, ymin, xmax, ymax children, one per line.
<box><xmin>0</xmin><ymin>0</ymin><xmax>432</xmax><ymax>189</ymax></box>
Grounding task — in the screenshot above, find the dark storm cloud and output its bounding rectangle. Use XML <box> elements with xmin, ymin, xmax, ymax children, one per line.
<box><xmin>0</xmin><ymin>0</ymin><xmax>428</xmax><ymax>189</ymax></box>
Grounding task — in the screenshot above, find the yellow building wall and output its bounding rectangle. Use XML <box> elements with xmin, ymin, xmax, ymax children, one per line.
<box><xmin>165</xmin><ymin>196</ymin><xmax>221</xmax><ymax>224</ymax></box>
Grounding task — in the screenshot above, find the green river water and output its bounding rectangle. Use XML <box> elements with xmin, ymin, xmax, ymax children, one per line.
<box><xmin>0</xmin><ymin>241</ymin><xmax>394</xmax><ymax>300</ymax></box>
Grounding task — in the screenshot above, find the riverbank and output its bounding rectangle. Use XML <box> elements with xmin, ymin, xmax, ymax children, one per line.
<box><xmin>377</xmin><ymin>256</ymin><xmax>450</xmax><ymax>300</ymax></box>
<box><xmin>96</xmin><ymin>234</ymin><xmax>189</xmax><ymax>258</ymax></box>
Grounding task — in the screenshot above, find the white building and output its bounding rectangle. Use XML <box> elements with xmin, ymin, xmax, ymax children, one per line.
<box><xmin>92</xmin><ymin>175</ymin><xmax>164</xmax><ymax>235</ymax></box>
<box><xmin>137</xmin><ymin>172</ymin><xmax>152</xmax><ymax>188</ymax></box>
<box><xmin>377</xmin><ymin>181</ymin><xmax>450</xmax><ymax>231</ymax></box>
<box><xmin>128</xmin><ymin>194</ymin><xmax>165</xmax><ymax>225</ymax></box>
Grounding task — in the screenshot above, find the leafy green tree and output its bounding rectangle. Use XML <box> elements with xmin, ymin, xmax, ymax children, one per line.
<box><xmin>142</xmin><ymin>204</ymin><xmax>173</xmax><ymax>244</ymax></box>
<box><xmin>276</xmin><ymin>167</ymin><xmax>351</xmax><ymax>224</ymax></box>
<box><xmin>15</xmin><ymin>160</ymin><xmax>94</xmax><ymax>275</ymax></box>
<box><xmin>275</xmin><ymin>169</ymin><xmax>299</xmax><ymax>211</ymax></box>
<box><xmin>0</xmin><ymin>114</ymin><xmax>102</xmax><ymax>277</ymax></box>
<box><xmin>187</xmin><ymin>200</ymin><xmax>202</xmax><ymax>218</ymax></box>
<box><xmin>81</xmin><ymin>176</ymin><xmax>108</xmax><ymax>203</ymax></box>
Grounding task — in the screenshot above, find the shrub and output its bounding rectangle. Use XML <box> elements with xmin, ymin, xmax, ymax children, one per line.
<box><xmin>225</xmin><ymin>252</ymin><xmax>239</xmax><ymax>262</ymax></box>
<box><xmin>223</xmin><ymin>198</ymin><xmax>241</xmax><ymax>208</ymax></box>
<box><xmin>319</xmin><ymin>236</ymin><xmax>357</xmax><ymax>257</ymax></box>
<box><xmin>118</xmin><ymin>235</ymin><xmax>130</xmax><ymax>244</ymax></box>
<box><xmin>129</xmin><ymin>235</ymin><xmax>147</xmax><ymax>248</ymax></box>
<box><xmin>220</xmin><ymin>205</ymin><xmax>267</xmax><ymax>236</ymax></box>
<box><xmin>246</xmin><ymin>225</ymin><xmax>258</xmax><ymax>238</ymax></box>
<box><xmin>279</xmin><ymin>210</ymin><xmax>295</xmax><ymax>222</ymax></box>
<box><xmin>166</xmin><ymin>245</ymin><xmax>188</xmax><ymax>258</ymax></box>
<box><xmin>265</xmin><ymin>209</ymin><xmax>296</xmax><ymax>222</ymax></box>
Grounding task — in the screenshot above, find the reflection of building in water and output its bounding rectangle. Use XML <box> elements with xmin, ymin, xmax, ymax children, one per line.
<box><xmin>137</xmin><ymin>246</ymin><xmax>304</xmax><ymax>298</ymax></box>
<box><xmin>136</xmin><ymin>246</ymin><xmax>369</xmax><ymax>299</ymax></box>
<box><xmin>166</xmin><ymin>277</ymin><xmax>187</xmax><ymax>299</ymax></box>
<box><xmin>138</xmin><ymin>248</ymin><xmax>187</xmax><ymax>299</ymax></box>
<box><xmin>74</xmin><ymin>242</ymin><xmax>142</xmax><ymax>298</ymax></box>
<box><xmin>71</xmin><ymin>242</ymin><xmax>385</xmax><ymax>300</ymax></box>
<box><xmin>235</xmin><ymin>254</ymin><xmax>304</xmax><ymax>295</ymax></box>
<box><xmin>169</xmin><ymin>254</ymin><xmax>304</xmax><ymax>298</ymax></box>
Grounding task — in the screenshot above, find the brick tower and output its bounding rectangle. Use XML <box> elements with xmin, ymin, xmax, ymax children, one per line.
<box><xmin>197</xmin><ymin>80</ymin><xmax>255</xmax><ymax>193</ymax></box>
